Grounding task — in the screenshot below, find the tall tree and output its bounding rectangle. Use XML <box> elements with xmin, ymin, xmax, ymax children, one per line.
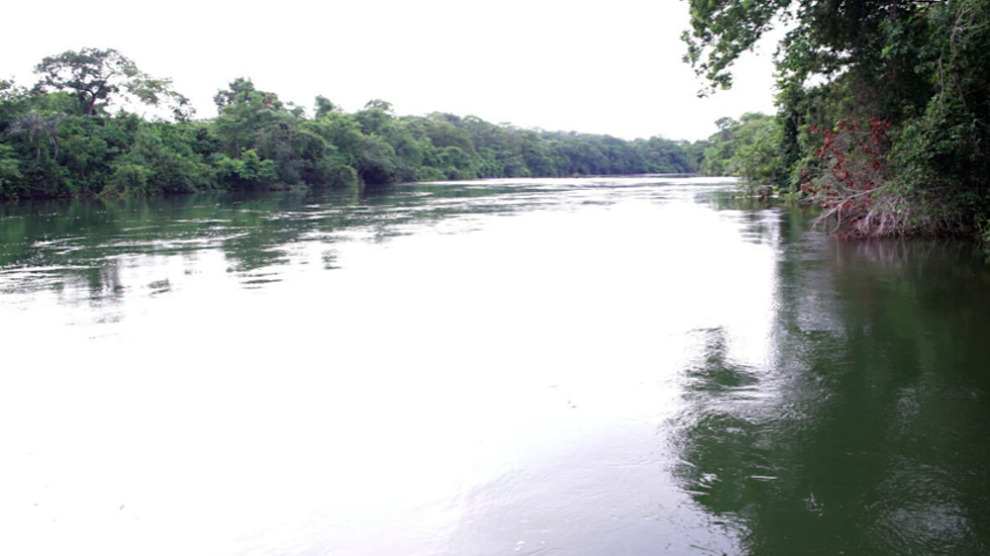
<box><xmin>35</xmin><ymin>48</ymin><xmax>190</xmax><ymax>118</ymax></box>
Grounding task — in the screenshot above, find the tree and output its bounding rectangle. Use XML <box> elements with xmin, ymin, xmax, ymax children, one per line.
<box><xmin>212</xmin><ymin>78</ymin><xmax>280</xmax><ymax>157</ymax></box>
<box><xmin>314</xmin><ymin>96</ymin><xmax>337</xmax><ymax>118</ymax></box>
<box><xmin>0</xmin><ymin>143</ymin><xmax>21</xmax><ymax>195</ymax></box>
<box><xmin>684</xmin><ymin>0</ymin><xmax>990</xmax><ymax>237</ymax></box>
<box><xmin>34</xmin><ymin>48</ymin><xmax>190</xmax><ymax>118</ymax></box>
<box><xmin>697</xmin><ymin>113</ymin><xmax>777</xmax><ymax>179</ymax></box>
<box><xmin>355</xmin><ymin>100</ymin><xmax>394</xmax><ymax>135</ymax></box>
<box><xmin>7</xmin><ymin>111</ymin><xmax>64</xmax><ymax>161</ymax></box>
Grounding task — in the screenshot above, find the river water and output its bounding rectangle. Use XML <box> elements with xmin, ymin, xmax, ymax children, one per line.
<box><xmin>1</xmin><ymin>177</ymin><xmax>988</xmax><ymax>556</ymax></box>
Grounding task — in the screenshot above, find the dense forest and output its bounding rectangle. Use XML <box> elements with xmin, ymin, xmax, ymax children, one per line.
<box><xmin>9</xmin><ymin>0</ymin><xmax>988</xmax><ymax>243</ymax></box>
<box><xmin>0</xmin><ymin>49</ymin><xmax>701</xmax><ymax>201</ymax></box>
<box><xmin>684</xmin><ymin>0</ymin><xmax>990</xmax><ymax>239</ymax></box>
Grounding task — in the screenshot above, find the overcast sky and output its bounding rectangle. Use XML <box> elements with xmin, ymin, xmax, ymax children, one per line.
<box><xmin>2</xmin><ymin>0</ymin><xmax>779</xmax><ymax>141</ymax></box>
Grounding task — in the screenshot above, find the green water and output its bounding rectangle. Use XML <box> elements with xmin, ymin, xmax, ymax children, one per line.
<box><xmin>1</xmin><ymin>177</ymin><xmax>988</xmax><ymax>556</ymax></box>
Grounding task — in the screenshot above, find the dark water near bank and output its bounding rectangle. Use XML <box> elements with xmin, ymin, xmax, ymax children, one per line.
<box><xmin>2</xmin><ymin>177</ymin><xmax>989</xmax><ymax>556</ymax></box>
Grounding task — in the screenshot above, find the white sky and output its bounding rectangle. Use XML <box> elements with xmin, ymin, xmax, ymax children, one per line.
<box><xmin>1</xmin><ymin>0</ymin><xmax>779</xmax><ymax>141</ymax></box>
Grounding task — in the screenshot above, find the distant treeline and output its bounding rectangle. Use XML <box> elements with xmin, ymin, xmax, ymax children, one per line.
<box><xmin>0</xmin><ymin>48</ymin><xmax>705</xmax><ymax>200</ymax></box>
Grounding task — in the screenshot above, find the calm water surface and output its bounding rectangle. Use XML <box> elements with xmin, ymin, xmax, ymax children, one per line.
<box><xmin>1</xmin><ymin>177</ymin><xmax>989</xmax><ymax>556</ymax></box>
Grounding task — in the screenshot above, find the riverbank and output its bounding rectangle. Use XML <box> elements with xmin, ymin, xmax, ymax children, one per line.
<box><xmin>2</xmin><ymin>52</ymin><xmax>700</xmax><ymax>202</ymax></box>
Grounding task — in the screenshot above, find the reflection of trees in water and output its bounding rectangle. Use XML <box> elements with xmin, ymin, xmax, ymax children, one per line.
<box><xmin>672</xmin><ymin>217</ymin><xmax>990</xmax><ymax>555</ymax></box>
<box><xmin>0</xmin><ymin>183</ymin><xmax>562</xmax><ymax>300</ymax></box>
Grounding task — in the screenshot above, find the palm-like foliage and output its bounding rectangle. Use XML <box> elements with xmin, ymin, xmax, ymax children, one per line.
<box><xmin>7</xmin><ymin>111</ymin><xmax>64</xmax><ymax>161</ymax></box>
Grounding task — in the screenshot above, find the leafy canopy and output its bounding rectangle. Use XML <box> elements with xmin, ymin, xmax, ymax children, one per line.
<box><xmin>35</xmin><ymin>48</ymin><xmax>192</xmax><ymax>119</ymax></box>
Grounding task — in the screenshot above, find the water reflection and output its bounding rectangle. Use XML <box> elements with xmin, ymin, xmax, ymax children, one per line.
<box><xmin>0</xmin><ymin>177</ymin><xmax>735</xmax><ymax>315</ymax></box>
<box><xmin>672</xmin><ymin>208</ymin><xmax>990</xmax><ymax>555</ymax></box>
<box><xmin>2</xmin><ymin>177</ymin><xmax>988</xmax><ymax>556</ymax></box>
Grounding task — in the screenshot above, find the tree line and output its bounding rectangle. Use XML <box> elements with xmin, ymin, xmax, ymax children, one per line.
<box><xmin>684</xmin><ymin>0</ymin><xmax>990</xmax><ymax>238</ymax></box>
<box><xmin>0</xmin><ymin>48</ymin><xmax>703</xmax><ymax>200</ymax></box>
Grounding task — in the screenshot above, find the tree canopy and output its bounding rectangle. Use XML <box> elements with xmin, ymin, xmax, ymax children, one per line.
<box><xmin>685</xmin><ymin>0</ymin><xmax>990</xmax><ymax>237</ymax></box>
<box><xmin>0</xmin><ymin>49</ymin><xmax>704</xmax><ymax>200</ymax></box>
<box><xmin>34</xmin><ymin>48</ymin><xmax>191</xmax><ymax>119</ymax></box>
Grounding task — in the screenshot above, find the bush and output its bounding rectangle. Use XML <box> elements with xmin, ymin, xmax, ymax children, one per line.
<box><xmin>103</xmin><ymin>163</ymin><xmax>151</xmax><ymax>197</ymax></box>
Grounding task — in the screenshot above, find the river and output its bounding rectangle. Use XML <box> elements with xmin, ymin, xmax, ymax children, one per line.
<box><xmin>1</xmin><ymin>177</ymin><xmax>988</xmax><ymax>556</ymax></box>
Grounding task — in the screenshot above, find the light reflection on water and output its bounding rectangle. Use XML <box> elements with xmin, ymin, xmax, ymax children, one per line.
<box><xmin>1</xmin><ymin>177</ymin><xmax>988</xmax><ymax>556</ymax></box>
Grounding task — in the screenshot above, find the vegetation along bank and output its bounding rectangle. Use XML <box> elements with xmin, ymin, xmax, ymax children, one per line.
<box><xmin>684</xmin><ymin>0</ymin><xmax>990</xmax><ymax>239</ymax></box>
<box><xmin>0</xmin><ymin>49</ymin><xmax>704</xmax><ymax>201</ymax></box>
<box><xmin>7</xmin><ymin>0</ymin><xmax>990</xmax><ymax>245</ymax></box>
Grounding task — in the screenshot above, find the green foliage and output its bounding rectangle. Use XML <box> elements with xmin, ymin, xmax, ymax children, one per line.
<box><xmin>103</xmin><ymin>163</ymin><xmax>151</xmax><ymax>197</ymax></box>
<box><xmin>0</xmin><ymin>143</ymin><xmax>22</xmax><ymax>196</ymax></box>
<box><xmin>35</xmin><ymin>48</ymin><xmax>190</xmax><ymax>118</ymax></box>
<box><xmin>215</xmin><ymin>149</ymin><xmax>277</xmax><ymax>190</ymax></box>
<box><xmin>325</xmin><ymin>164</ymin><xmax>359</xmax><ymax>188</ymax></box>
<box><xmin>314</xmin><ymin>96</ymin><xmax>337</xmax><ymax>118</ymax></box>
<box><xmin>977</xmin><ymin>215</ymin><xmax>990</xmax><ymax>244</ymax></box>
<box><xmin>115</xmin><ymin>122</ymin><xmax>217</xmax><ymax>194</ymax></box>
<box><xmin>685</xmin><ymin>0</ymin><xmax>990</xmax><ymax>236</ymax></box>
<box><xmin>2</xmin><ymin>48</ymin><xmax>704</xmax><ymax>200</ymax></box>
<box><xmin>355</xmin><ymin>100</ymin><xmax>395</xmax><ymax>136</ymax></box>
<box><xmin>697</xmin><ymin>113</ymin><xmax>781</xmax><ymax>187</ymax></box>
<box><xmin>682</xmin><ymin>0</ymin><xmax>790</xmax><ymax>93</ymax></box>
